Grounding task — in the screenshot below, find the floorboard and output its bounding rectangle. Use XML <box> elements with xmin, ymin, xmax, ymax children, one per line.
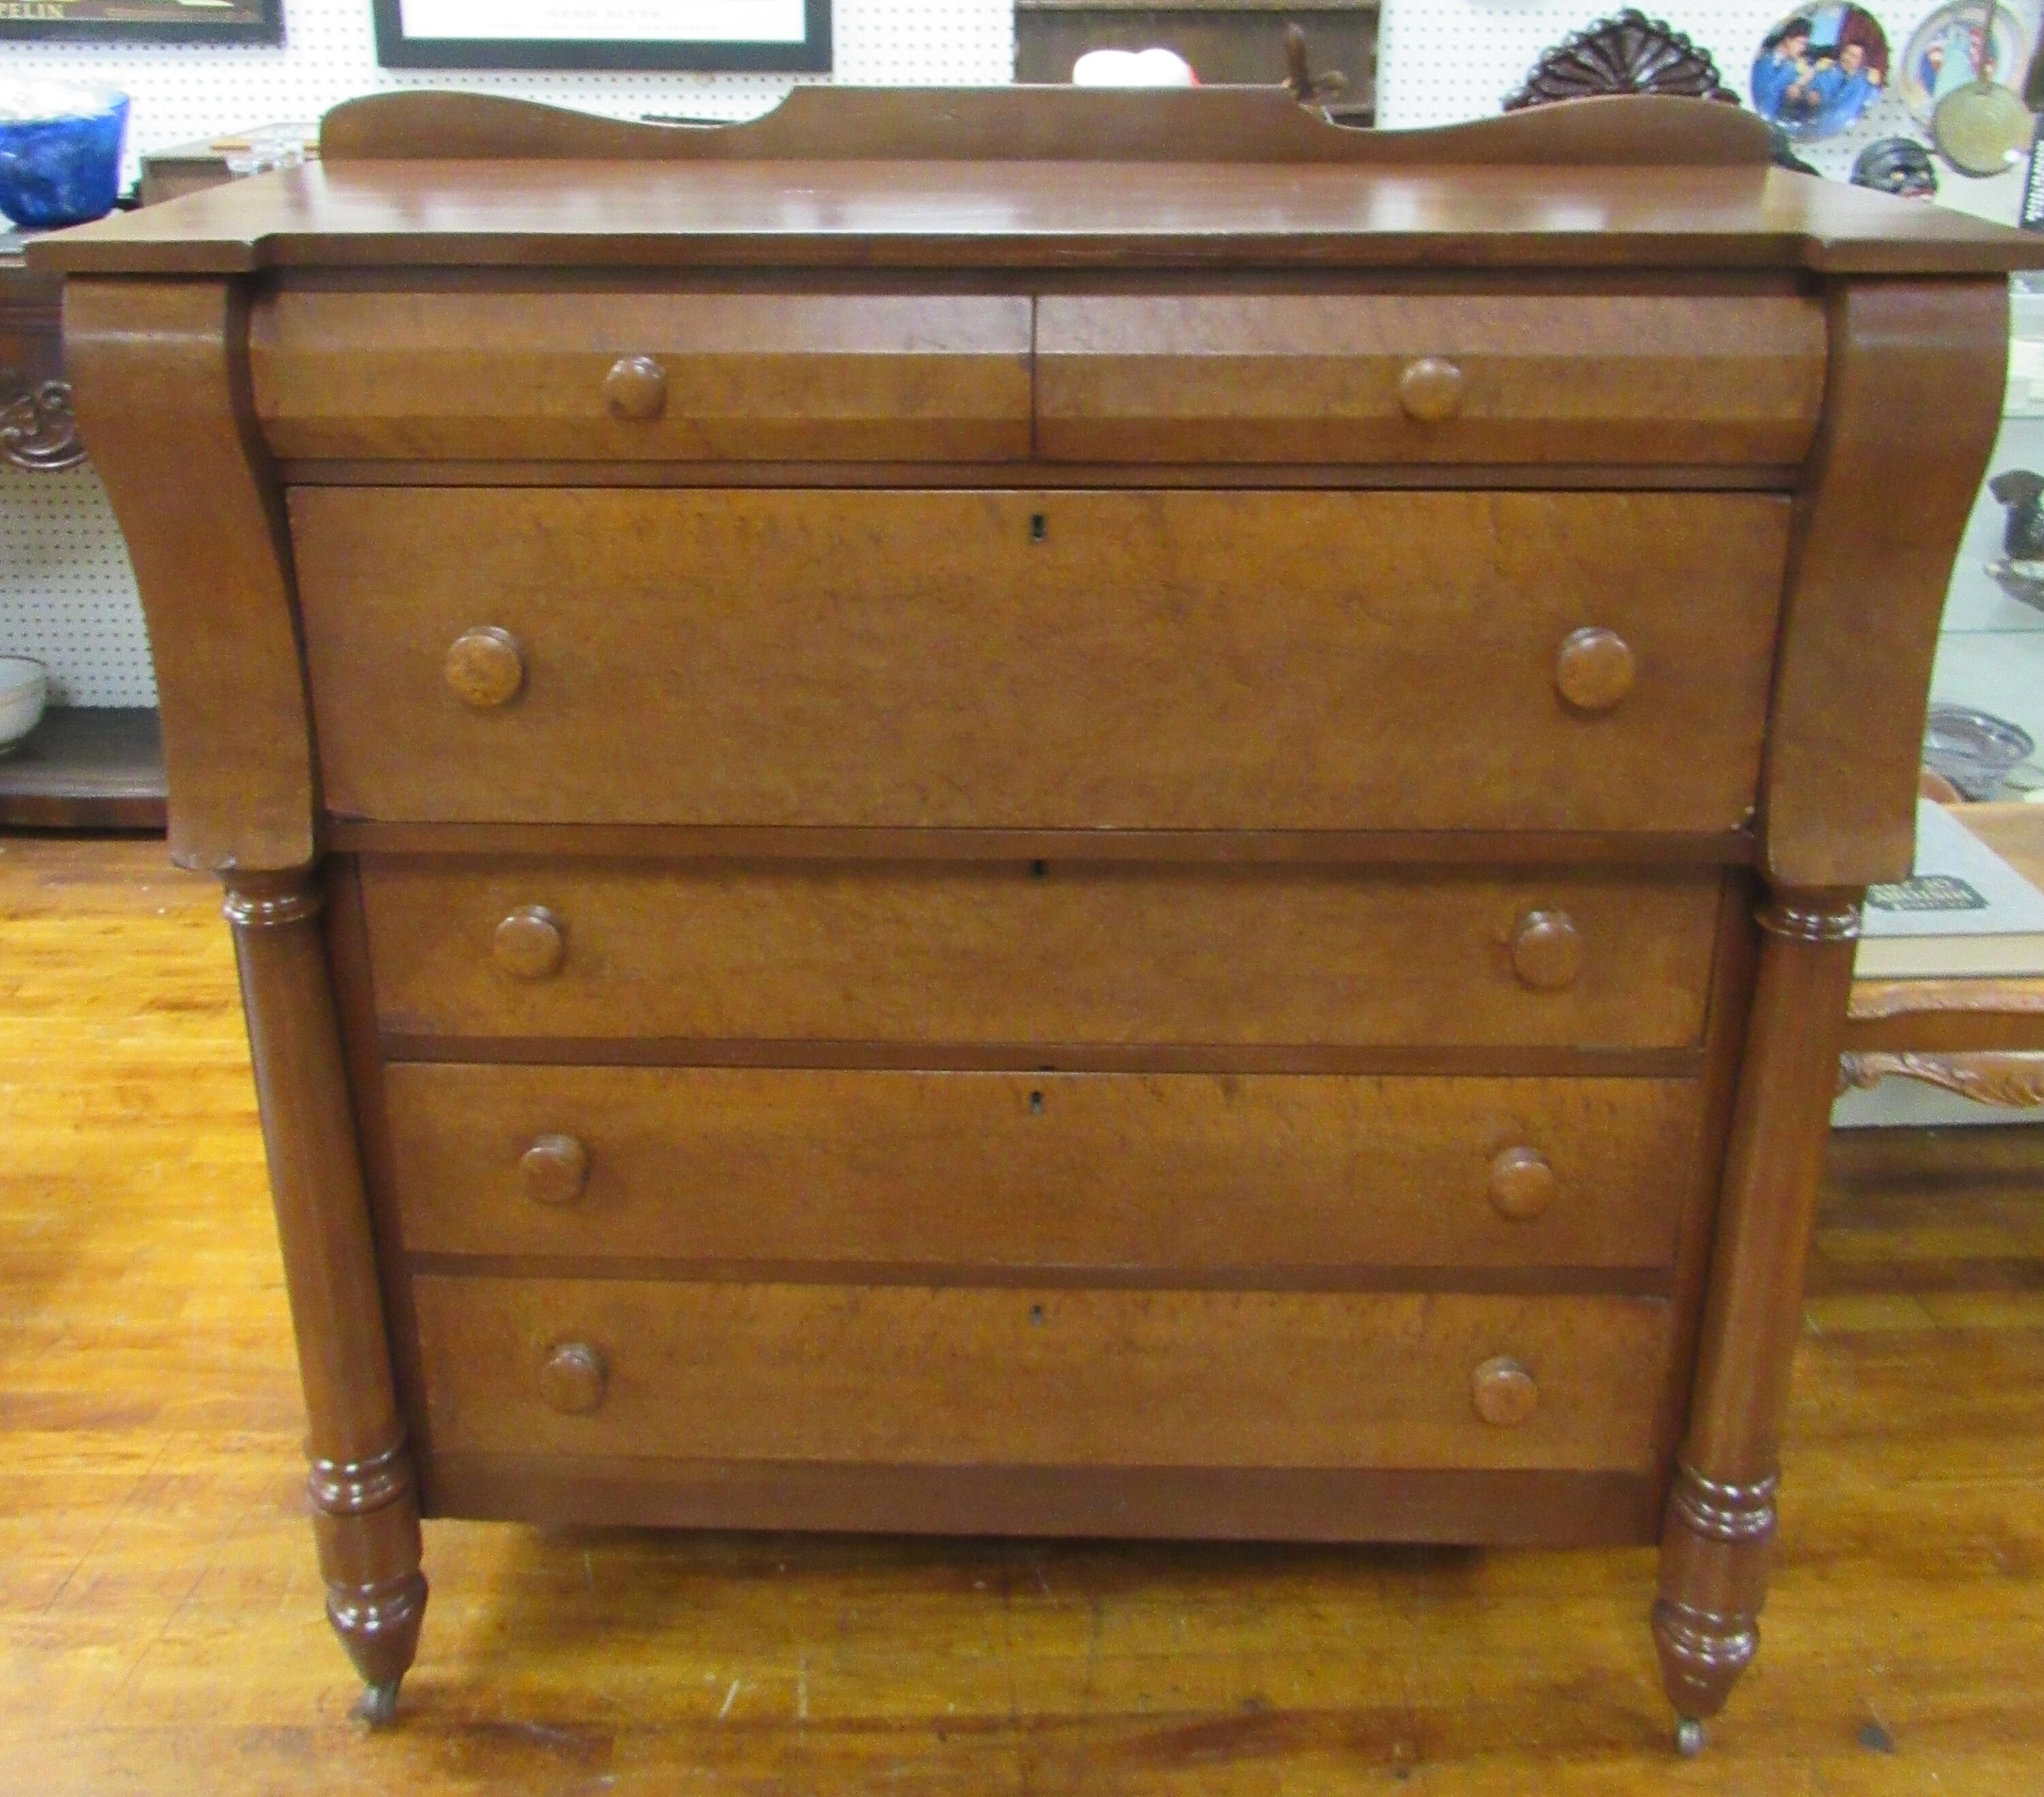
<box><xmin>1</xmin><ymin>834</ymin><xmax>2039</xmax><ymax>1794</ymax></box>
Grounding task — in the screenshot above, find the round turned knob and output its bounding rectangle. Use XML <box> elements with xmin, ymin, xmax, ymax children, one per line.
<box><xmin>1488</xmin><ymin>1146</ymin><xmax>1556</xmax><ymax>1221</ymax></box>
<box><xmin>521</xmin><ymin>1133</ymin><xmax>589</xmax><ymax>1208</ymax></box>
<box><xmin>1511</xmin><ymin>909</ymin><xmax>1582</xmax><ymax>992</ymax></box>
<box><xmin>1397</xmin><ymin>356</ymin><xmax>1465</xmax><ymax>423</ymax></box>
<box><xmin>604</xmin><ymin>354</ymin><xmax>667</xmax><ymax>422</ymax></box>
<box><xmin>1555</xmin><ymin>626</ymin><xmax>1636</xmax><ymax>713</ymax></box>
<box><xmin>493</xmin><ymin>905</ymin><xmax>565</xmax><ymax>979</ymax></box>
<box><xmin>444</xmin><ymin>626</ymin><xmax>525</xmax><ymax>709</ymax></box>
<box><xmin>1472</xmin><ymin>1355</ymin><xmax>1538</xmax><ymax>1427</ymax></box>
<box><xmin>538</xmin><ymin>1342</ymin><xmax>607</xmax><ymax>1415</ymax></box>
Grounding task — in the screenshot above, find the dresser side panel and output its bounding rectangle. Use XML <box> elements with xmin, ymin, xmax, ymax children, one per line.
<box><xmin>1762</xmin><ymin>278</ymin><xmax>2009</xmax><ymax>888</ymax></box>
<box><xmin>63</xmin><ymin>277</ymin><xmax>315</xmax><ymax>872</ymax></box>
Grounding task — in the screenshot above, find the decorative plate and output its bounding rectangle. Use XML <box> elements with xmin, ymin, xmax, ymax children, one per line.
<box><xmin>1750</xmin><ymin>4</ymin><xmax>1893</xmax><ymax>140</ymax></box>
<box><xmin>1900</xmin><ymin>0</ymin><xmax>2036</xmax><ymax>128</ymax></box>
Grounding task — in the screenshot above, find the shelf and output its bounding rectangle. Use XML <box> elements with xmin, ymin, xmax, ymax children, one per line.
<box><xmin>0</xmin><ymin>707</ymin><xmax>166</xmax><ymax>831</ymax></box>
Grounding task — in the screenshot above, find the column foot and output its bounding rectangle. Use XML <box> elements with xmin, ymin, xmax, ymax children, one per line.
<box><xmin>1652</xmin><ymin>1462</ymin><xmax>1774</xmax><ymax>1723</ymax></box>
<box><xmin>354</xmin><ymin>1678</ymin><xmax>404</xmax><ymax>1728</ymax></box>
<box><xmin>328</xmin><ymin>1567</ymin><xmax>428</xmax><ymax>1695</ymax></box>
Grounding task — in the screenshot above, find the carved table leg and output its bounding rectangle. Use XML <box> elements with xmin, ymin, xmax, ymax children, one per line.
<box><xmin>225</xmin><ymin>870</ymin><xmax>426</xmax><ymax>1722</ymax></box>
<box><xmin>1654</xmin><ymin>887</ymin><xmax>1861</xmax><ymax>1752</ymax></box>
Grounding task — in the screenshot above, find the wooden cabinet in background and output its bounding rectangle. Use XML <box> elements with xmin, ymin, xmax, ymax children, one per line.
<box><xmin>1013</xmin><ymin>0</ymin><xmax>1377</xmax><ymax>117</ymax></box>
<box><xmin>36</xmin><ymin>83</ymin><xmax>2043</xmax><ymax>1753</ymax></box>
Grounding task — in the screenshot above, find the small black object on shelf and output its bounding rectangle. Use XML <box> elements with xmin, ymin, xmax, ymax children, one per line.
<box><xmin>1852</xmin><ymin>138</ymin><xmax>1940</xmax><ymax>198</ymax></box>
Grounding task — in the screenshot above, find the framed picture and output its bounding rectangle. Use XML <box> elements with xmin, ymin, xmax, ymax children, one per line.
<box><xmin>371</xmin><ymin>0</ymin><xmax>832</xmax><ymax>71</ymax></box>
<box><xmin>0</xmin><ymin>0</ymin><xmax>281</xmax><ymax>42</ymax></box>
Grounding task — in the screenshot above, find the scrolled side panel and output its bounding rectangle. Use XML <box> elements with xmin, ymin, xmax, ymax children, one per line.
<box><xmin>63</xmin><ymin>276</ymin><xmax>315</xmax><ymax>872</ymax></box>
<box><xmin>1763</xmin><ymin>279</ymin><xmax>2009</xmax><ymax>888</ymax></box>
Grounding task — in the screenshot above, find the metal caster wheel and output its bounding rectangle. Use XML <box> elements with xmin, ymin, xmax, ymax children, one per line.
<box><xmin>1675</xmin><ymin>1717</ymin><xmax>1706</xmax><ymax>1758</ymax></box>
<box><xmin>354</xmin><ymin>1680</ymin><xmax>402</xmax><ymax>1727</ymax></box>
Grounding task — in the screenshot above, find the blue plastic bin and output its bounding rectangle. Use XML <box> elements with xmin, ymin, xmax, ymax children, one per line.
<box><xmin>0</xmin><ymin>87</ymin><xmax>129</xmax><ymax>230</ymax></box>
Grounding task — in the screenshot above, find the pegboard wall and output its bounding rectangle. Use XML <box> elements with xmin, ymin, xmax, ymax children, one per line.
<box><xmin>1380</xmin><ymin>0</ymin><xmax>2036</xmax><ymax>222</ymax></box>
<box><xmin>0</xmin><ymin>463</ymin><xmax>153</xmax><ymax>705</ymax></box>
<box><xmin>0</xmin><ymin>0</ymin><xmax>1013</xmax><ymax>705</ymax></box>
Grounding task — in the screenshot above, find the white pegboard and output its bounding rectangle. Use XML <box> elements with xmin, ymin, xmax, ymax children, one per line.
<box><xmin>0</xmin><ymin>0</ymin><xmax>1012</xmax><ymax>708</ymax></box>
<box><xmin>0</xmin><ymin>462</ymin><xmax>149</xmax><ymax>705</ymax></box>
<box><xmin>1380</xmin><ymin>0</ymin><xmax>2036</xmax><ymax>221</ymax></box>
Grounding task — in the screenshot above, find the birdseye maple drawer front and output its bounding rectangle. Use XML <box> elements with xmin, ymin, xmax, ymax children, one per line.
<box><xmin>412</xmin><ymin>1278</ymin><xmax>1672</xmax><ymax>1473</ymax></box>
<box><xmin>385</xmin><ymin>1065</ymin><xmax>1702</xmax><ymax>1272</ymax></box>
<box><xmin>360</xmin><ymin>859</ymin><xmax>1722</xmax><ymax>1049</ymax></box>
<box><xmin>1036</xmin><ymin>292</ymin><xmax>1827</xmax><ymax>464</ymax></box>
<box><xmin>249</xmin><ymin>290</ymin><xmax>1034</xmax><ymax>461</ymax></box>
<box><xmin>294</xmin><ymin>487</ymin><xmax>1789</xmax><ymax>834</ymax></box>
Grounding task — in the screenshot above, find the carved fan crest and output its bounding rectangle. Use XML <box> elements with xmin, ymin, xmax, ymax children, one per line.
<box><xmin>1504</xmin><ymin>9</ymin><xmax>1740</xmax><ymax>111</ymax></box>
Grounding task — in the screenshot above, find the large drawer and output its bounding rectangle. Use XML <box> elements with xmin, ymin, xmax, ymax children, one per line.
<box><xmin>360</xmin><ymin>859</ymin><xmax>1724</xmax><ymax>1049</ymax></box>
<box><xmin>250</xmin><ymin>290</ymin><xmax>1034</xmax><ymax>461</ymax></box>
<box><xmin>412</xmin><ymin>1277</ymin><xmax>1673</xmax><ymax>1473</ymax></box>
<box><xmin>385</xmin><ymin>1065</ymin><xmax>1702</xmax><ymax>1272</ymax></box>
<box><xmin>294</xmin><ymin>488</ymin><xmax>1789</xmax><ymax>834</ymax></box>
<box><xmin>1036</xmin><ymin>291</ymin><xmax>1826</xmax><ymax>464</ymax></box>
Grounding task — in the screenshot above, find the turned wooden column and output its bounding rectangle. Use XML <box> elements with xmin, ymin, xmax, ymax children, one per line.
<box><xmin>1654</xmin><ymin>887</ymin><xmax>1860</xmax><ymax>1751</ymax></box>
<box><xmin>225</xmin><ymin>869</ymin><xmax>426</xmax><ymax>1724</ymax></box>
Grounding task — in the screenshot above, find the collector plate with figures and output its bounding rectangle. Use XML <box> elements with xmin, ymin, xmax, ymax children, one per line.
<box><xmin>1751</xmin><ymin>4</ymin><xmax>1893</xmax><ymax>139</ymax></box>
<box><xmin>1900</xmin><ymin>0</ymin><xmax>2037</xmax><ymax>127</ymax></box>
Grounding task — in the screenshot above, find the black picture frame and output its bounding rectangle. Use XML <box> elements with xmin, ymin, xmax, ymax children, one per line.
<box><xmin>371</xmin><ymin>0</ymin><xmax>832</xmax><ymax>71</ymax></box>
<box><xmin>0</xmin><ymin>0</ymin><xmax>281</xmax><ymax>43</ymax></box>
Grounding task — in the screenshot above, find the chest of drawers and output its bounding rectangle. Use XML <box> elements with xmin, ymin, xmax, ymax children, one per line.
<box><xmin>40</xmin><ymin>84</ymin><xmax>2041</xmax><ymax>1750</ymax></box>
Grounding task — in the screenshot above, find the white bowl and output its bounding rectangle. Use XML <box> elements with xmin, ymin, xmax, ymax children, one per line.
<box><xmin>0</xmin><ymin>656</ymin><xmax>48</xmax><ymax>755</ymax></box>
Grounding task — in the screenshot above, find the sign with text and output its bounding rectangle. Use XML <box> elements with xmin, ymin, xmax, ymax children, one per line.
<box><xmin>0</xmin><ymin>0</ymin><xmax>279</xmax><ymax>40</ymax></box>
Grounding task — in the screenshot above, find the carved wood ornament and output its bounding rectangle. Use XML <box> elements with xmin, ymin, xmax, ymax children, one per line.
<box><xmin>1840</xmin><ymin>1051</ymin><xmax>2044</xmax><ymax>1107</ymax></box>
<box><xmin>1505</xmin><ymin>10</ymin><xmax>1741</xmax><ymax>111</ymax></box>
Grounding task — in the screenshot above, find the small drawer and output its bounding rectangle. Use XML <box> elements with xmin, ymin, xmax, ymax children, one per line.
<box><xmin>1036</xmin><ymin>292</ymin><xmax>1826</xmax><ymax>464</ymax></box>
<box><xmin>294</xmin><ymin>487</ymin><xmax>1789</xmax><ymax>834</ymax></box>
<box><xmin>385</xmin><ymin>1065</ymin><xmax>1703</xmax><ymax>1272</ymax></box>
<box><xmin>360</xmin><ymin>859</ymin><xmax>1724</xmax><ymax>1050</ymax></box>
<box><xmin>412</xmin><ymin>1277</ymin><xmax>1673</xmax><ymax>1473</ymax></box>
<box><xmin>249</xmin><ymin>290</ymin><xmax>1034</xmax><ymax>461</ymax></box>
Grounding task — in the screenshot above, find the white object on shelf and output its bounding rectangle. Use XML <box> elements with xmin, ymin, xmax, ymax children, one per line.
<box><xmin>0</xmin><ymin>654</ymin><xmax>48</xmax><ymax>754</ymax></box>
<box><xmin>1071</xmin><ymin>48</ymin><xmax>1198</xmax><ymax>87</ymax></box>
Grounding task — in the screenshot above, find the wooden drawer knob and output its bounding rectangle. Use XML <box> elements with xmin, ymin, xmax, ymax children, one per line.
<box><xmin>604</xmin><ymin>354</ymin><xmax>667</xmax><ymax>422</ymax></box>
<box><xmin>1397</xmin><ymin>356</ymin><xmax>1464</xmax><ymax>423</ymax></box>
<box><xmin>538</xmin><ymin>1342</ymin><xmax>607</xmax><ymax>1416</ymax></box>
<box><xmin>444</xmin><ymin>626</ymin><xmax>524</xmax><ymax>709</ymax></box>
<box><xmin>1555</xmin><ymin>626</ymin><xmax>1636</xmax><ymax>713</ymax></box>
<box><xmin>1510</xmin><ymin>909</ymin><xmax>1582</xmax><ymax>992</ymax></box>
<box><xmin>1472</xmin><ymin>1355</ymin><xmax>1538</xmax><ymax>1427</ymax></box>
<box><xmin>1488</xmin><ymin>1146</ymin><xmax>1555</xmax><ymax>1220</ymax></box>
<box><xmin>493</xmin><ymin>905</ymin><xmax>566</xmax><ymax>979</ymax></box>
<box><xmin>521</xmin><ymin>1133</ymin><xmax>589</xmax><ymax>1207</ymax></box>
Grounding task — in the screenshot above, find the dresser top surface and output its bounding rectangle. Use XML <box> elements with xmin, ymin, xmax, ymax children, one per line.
<box><xmin>35</xmin><ymin>87</ymin><xmax>2044</xmax><ymax>278</ymax></box>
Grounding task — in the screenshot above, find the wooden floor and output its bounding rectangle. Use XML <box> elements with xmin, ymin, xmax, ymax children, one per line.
<box><xmin>2</xmin><ymin>835</ymin><xmax>2040</xmax><ymax>1796</ymax></box>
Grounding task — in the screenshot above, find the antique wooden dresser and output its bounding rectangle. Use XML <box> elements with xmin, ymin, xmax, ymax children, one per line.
<box><xmin>37</xmin><ymin>86</ymin><xmax>2044</xmax><ymax>1751</ymax></box>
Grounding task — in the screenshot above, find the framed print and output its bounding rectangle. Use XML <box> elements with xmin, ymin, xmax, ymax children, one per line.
<box><xmin>0</xmin><ymin>0</ymin><xmax>281</xmax><ymax>43</ymax></box>
<box><xmin>371</xmin><ymin>0</ymin><xmax>833</xmax><ymax>71</ymax></box>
